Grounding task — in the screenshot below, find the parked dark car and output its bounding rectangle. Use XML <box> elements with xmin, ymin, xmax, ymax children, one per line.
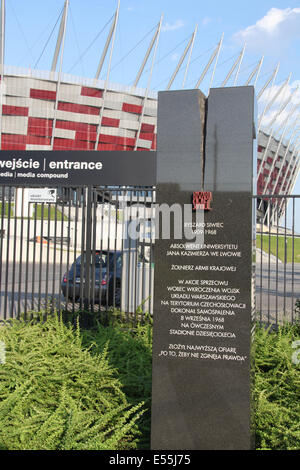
<box><xmin>61</xmin><ymin>250</ymin><xmax>122</xmax><ymax>306</ymax></box>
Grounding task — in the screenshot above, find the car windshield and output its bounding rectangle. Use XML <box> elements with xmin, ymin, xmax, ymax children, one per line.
<box><xmin>75</xmin><ymin>252</ymin><xmax>108</xmax><ymax>267</ymax></box>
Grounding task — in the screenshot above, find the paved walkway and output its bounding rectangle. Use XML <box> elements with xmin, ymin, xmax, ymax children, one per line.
<box><xmin>256</xmin><ymin>262</ymin><xmax>300</xmax><ymax>324</ymax></box>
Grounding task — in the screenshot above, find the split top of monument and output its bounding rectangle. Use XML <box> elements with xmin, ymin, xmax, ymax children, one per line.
<box><xmin>156</xmin><ymin>87</ymin><xmax>257</xmax><ymax>193</ymax></box>
<box><xmin>204</xmin><ymin>86</ymin><xmax>257</xmax><ymax>193</ymax></box>
<box><xmin>156</xmin><ymin>89</ymin><xmax>206</xmax><ymax>191</ymax></box>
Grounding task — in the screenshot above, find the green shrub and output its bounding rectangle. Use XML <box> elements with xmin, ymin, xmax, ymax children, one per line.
<box><xmin>81</xmin><ymin>317</ymin><xmax>153</xmax><ymax>449</ymax></box>
<box><xmin>254</xmin><ymin>323</ymin><xmax>300</xmax><ymax>450</ymax></box>
<box><xmin>0</xmin><ymin>314</ymin><xmax>299</xmax><ymax>450</ymax></box>
<box><xmin>0</xmin><ymin>315</ymin><xmax>144</xmax><ymax>450</ymax></box>
<box><xmin>295</xmin><ymin>299</ymin><xmax>300</xmax><ymax>317</ymax></box>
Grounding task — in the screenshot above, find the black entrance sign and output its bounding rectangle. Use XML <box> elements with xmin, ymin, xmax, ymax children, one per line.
<box><xmin>0</xmin><ymin>150</ymin><xmax>156</xmax><ymax>186</ymax></box>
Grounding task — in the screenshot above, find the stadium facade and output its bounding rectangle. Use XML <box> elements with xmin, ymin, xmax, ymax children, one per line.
<box><xmin>0</xmin><ymin>71</ymin><xmax>158</xmax><ymax>152</ymax></box>
<box><xmin>1</xmin><ymin>70</ymin><xmax>299</xmax><ymax>202</ymax></box>
<box><xmin>0</xmin><ymin>0</ymin><xmax>299</xmax><ymax>224</ymax></box>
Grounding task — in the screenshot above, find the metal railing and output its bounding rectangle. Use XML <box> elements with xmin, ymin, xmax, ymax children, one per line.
<box><xmin>0</xmin><ymin>187</ymin><xmax>299</xmax><ymax>326</ymax></box>
<box><xmin>0</xmin><ymin>185</ymin><xmax>155</xmax><ymax>323</ymax></box>
<box><xmin>255</xmin><ymin>194</ymin><xmax>300</xmax><ymax>325</ymax></box>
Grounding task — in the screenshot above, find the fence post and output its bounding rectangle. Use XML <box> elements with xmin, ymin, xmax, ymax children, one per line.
<box><xmin>84</xmin><ymin>186</ymin><xmax>92</xmax><ymax>312</ymax></box>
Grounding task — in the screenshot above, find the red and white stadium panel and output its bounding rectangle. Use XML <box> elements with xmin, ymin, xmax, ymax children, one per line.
<box><xmin>0</xmin><ymin>73</ymin><xmax>298</xmax><ymax>197</ymax></box>
<box><xmin>1</xmin><ymin>74</ymin><xmax>157</xmax><ymax>152</ymax></box>
<box><xmin>257</xmin><ymin>132</ymin><xmax>298</xmax><ymax>196</ymax></box>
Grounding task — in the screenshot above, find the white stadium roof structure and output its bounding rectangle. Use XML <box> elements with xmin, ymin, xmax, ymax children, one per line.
<box><xmin>0</xmin><ymin>0</ymin><xmax>299</xmax><ymax>224</ymax></box>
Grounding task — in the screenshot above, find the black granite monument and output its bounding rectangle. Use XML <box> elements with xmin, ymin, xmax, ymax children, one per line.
<box><xmin>151</xmin><ymin>87</ymin><xmax>256</xmax><ymax>450</ymax></box>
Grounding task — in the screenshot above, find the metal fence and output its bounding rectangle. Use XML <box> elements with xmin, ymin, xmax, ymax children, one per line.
<box><xmin>0</xmin><ymin>187</ymin><xmax>299</xmax><ymax>326</ymax></box>
<box><xmin>0</xmin><ymin>185</ymin><xmax>155</xmax><ymax>323</ymax></box>
<box><xmin>255</xmin><ymin>194</ymin><xmax>300</xmax><ymax>325</ymax></box>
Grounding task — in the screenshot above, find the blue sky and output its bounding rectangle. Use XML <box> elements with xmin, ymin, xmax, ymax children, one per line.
<box><xmin>2</xmin><ymin>0</ymin><xmax>300</xmax><ymax>222</ymax></box>
<box><xmin>4</xmin><ymin>0</ymin><xmax>300</xmax><ymax>87</ymax></box>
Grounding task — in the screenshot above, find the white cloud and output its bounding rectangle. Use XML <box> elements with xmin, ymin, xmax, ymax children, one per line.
<box><xmin>202</xmin><ymin>17</ymin><xmax>212</xmax><ymax>27</ymax></box>
<box><xmin>162</xmin><ymin>20</ymin><xmax>184</xmax><ymax>32</ymax></box>
<box><xmin>260</xmin><ymin>80</ymin><xmax>300</xmax><ymax>106</ymax></box>
<box><xmin>233</xmin><ymin>8</ymin><xmax>300</xmax><ymax>54</ymax></box>
<box><xmin>260</xmin><ymin>105</ymin><xmax>280</xmax><ymax>126</ymax></box>
<box><xmin>260</xmin><ymin>107</ymin><xmax>293</xmax><ymax>128</ymax></box>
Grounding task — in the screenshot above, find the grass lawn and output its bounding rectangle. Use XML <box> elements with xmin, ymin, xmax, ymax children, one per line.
<box><xmin>0</xmin><ymin>202</ymin><xmax>14</xmax><ymax>217</ymax></box>
<box><xmin>257</xmin><ymin>234</ymin><xmax>300</xmax><ymax>263</ymax></box>
<box><xmin>33</xmin><ymin>204</ymin><xmax>68</xmax><ymax>221</ymax></box>
<box><xmin>0</xmin><ymin>203</ymin><xmax>67</xmax><ymax>221</ymax></box>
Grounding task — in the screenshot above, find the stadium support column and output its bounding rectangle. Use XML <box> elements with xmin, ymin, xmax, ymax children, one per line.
<box><xmin>134</xmin><ymin>15</ymin><xmax>163</xmax><ymax>151</ymax></box>
<box><xmin>166</xmin><ymin>25</ymin><xmax>198</xmax><ymax>91</ymax></box>
<box><xmin>51</xmin><ymin>0</ymin><xmax>69</xmax><ymax>149</ymax></box>
<box><xmin>51</xmin><ymin>0</ymin><xmax>69</xmax><ymax>72</ymax></box>
<box><xmin>182</xmin><ymin>24</ymin><xmax>198</xmax><ymax>89</ymax></box>
<box><xmin>221</xmin><ymin>45</ymin><xmax>246</xmax><ymax>87</ymax></box>
<box><xmin>95</xmin><ymin>2</ymin><xmax>119</xmax><ymax>80</ymax></box>
<box><xmin>0</xmin><ymin>0</ymin><xmax>5</xmax><ymax>150</ymax></box>
<box><xmin>133</xmin><ymin>17</ymin><xmax>162</xmax><ymax>89</ymax></box>
<box><xmin>244</xmin><ymin>56</ymin><xmax>264</xmax><ymax>87</ymax></box>
<box><xmin>258</xmin><ymin>74</ymin><xmax>291</xmax><ymax>134</ymax></box>
<box><xmin>257</xmin><ymin>63</ymin><xmax>279</xmax><ymax>100</ymax></box>
<box><xmin>194</xmin><ymin>33</ymin><xmax>223</xmax><ymax>91</ymax></box>
<box><xmin>0</xmin><ymin>0</ymin><xmax>4</xmax><ymax>74</ymax></box>
<box><xmin>94</xmin><ymin>0</ymin><xmax>120</xmax><ymax>151</ymax></box>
